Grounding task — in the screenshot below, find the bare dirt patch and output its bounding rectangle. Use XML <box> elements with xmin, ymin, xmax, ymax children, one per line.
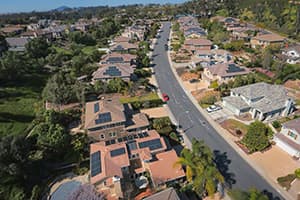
<box><xmin>180</xmin><ymin>71</ymin><xmax>200</xmax><ymax>81</ymax></box>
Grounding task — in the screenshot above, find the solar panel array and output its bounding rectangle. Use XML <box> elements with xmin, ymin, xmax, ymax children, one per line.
<box><xmin>95</xmin><ymin>112</ymin><xmax>112</xmax><ymax>124</ymax></box>
<box><xmin>107</xmin><ymin>57</ymin><xmax>124</xmax><ymax>63</ymax></box>
<box><xmin>110</xmin><ymin>147</ymin><xmax>126</xmax><ymax>157</ymax></box>
<box><xmin>226</xmin><ymin>64</ymin><xmax>245</xmax><ymax>73</ymax></box>
<box><xmin>104</xmin><ymin>66</ymin><xmax>122</xmax><ymax>77</ymax></box>
<box><xmin>94</xmin><ymin>102</ymin><xmax>99</xmax><ymax>113</ymax></box>
<box><xmin>91</xmin><ymin>151</ymin><xmax>101</xmax><ymax>177</ymax></box>
<box><xmin>138</xmin><ymin>138</ymin><xmax>163</xmax><ymax>151</ymax></box>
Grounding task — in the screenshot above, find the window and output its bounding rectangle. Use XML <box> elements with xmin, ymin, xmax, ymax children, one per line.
<box><xmin>99</xmin><ymin>134</ymin><xmax>105</xmax><ymax>139</ymax></box>
<box><xmin>288</xmin><ymin>131</ymin><xmax>298</xmax><ymax>140</ymax></box>
<box><xmin>109</xmin><ymin>132</ymin><xmax>116</xmax><ymax>137</ymax></box>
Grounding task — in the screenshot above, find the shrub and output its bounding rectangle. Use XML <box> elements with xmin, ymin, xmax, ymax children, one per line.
<box><xmin>277</xmin><ymin>174</ymin><xmax>296</xmax><ymax>190</ymax></box>
<box><xmin>209</xmin><ymin>80</ymin><xmax>219</xmax><ymax>89</ymax></box>
<box><xmin>295</xmin><ymin>168</ymin><xmax>300</xmax><ymax>179</ymax></box>
<box><xmin>200</xmin><ymin>95</ymin><xmax>217</xmax><ymax>105</ymax></box>
<box><xmin>272</xmin><ymin>120</ymin><xmax>281</xmax><ymax>129</ymax></box>
<box><xmin>242</xmin><ymin>121</ymin><xmax>272</xmax><ymax>153</ymax></box>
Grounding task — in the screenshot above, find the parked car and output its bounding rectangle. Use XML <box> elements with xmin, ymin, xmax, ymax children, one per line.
<box><xmin>206</xmin><ymin>105</ymin><xmax>222</xmax><ymax>113</ymax></box>
<box><xmin>164</xmin><ymin>44</ymin><xmax>168</xmax><ymax>50</ymax></box>
<box><xmin>162</xmin><ymin>93</ymin><xmax>169</xmax><ymax>102</ymax></box>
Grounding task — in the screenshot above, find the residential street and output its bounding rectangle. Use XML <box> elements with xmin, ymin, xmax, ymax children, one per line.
<box><xmin>152</xmin><ymin>21</ymin><xmax>284</xmax><ymax>199</ymax></box>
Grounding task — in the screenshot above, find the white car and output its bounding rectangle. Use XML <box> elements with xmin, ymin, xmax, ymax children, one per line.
<box><xmin>206</xmin><ymin>105</ymin><xmax>222</xmax><ymax>113</ymax></box>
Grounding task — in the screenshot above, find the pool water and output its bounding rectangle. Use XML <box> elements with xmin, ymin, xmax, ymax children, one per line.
<box><xmin>51</xmin><ymin>180</ymin><xmax>81</xmax><ymax>200</ymax></box>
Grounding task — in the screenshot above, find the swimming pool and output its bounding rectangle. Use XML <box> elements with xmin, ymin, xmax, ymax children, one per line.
<box><xmin>50</xmin><ymin>180</ymin><xmax>81</xmax><ymax>200</ymax></box>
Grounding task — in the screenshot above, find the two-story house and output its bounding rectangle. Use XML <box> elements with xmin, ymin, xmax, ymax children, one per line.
<box><xmin>223</xmin><ymin>82</ymin><xmax>294</xmax><ymax>121</ymax></box>
<box><xmin>250</xmin><ymin>33</ymin><xmax>285</xmax><ymax>49</ymax></box>
<box><xmin>90</xmin><ymin>130</ymin><xmax>185</xmax><ymax>199</ymax></box>
<box><xmin>84</xmin><ymin>98</ymin><xmax>149</xmax><ymax>143</ymax></box>
<box><xmin>274</xmin><ymin>118</ymin><xmax>300</xmax><ymax>158</ymax></box>
<box><xmin>184</xmin><ymin>38</ymin><xmax>212</xmax><ymax>54</ymax></box>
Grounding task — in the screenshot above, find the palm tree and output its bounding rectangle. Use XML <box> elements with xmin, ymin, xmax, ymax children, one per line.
<box><xmin>174</xmin><ymin>139</ymin><xmax>224</xmax><ymax>197</ymax></box>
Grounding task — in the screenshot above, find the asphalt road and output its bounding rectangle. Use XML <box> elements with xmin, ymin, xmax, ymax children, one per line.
<box><xmin>152</xmin><ymin>21</ymin><xmax>283</xmax><ymax>199</ymax></box>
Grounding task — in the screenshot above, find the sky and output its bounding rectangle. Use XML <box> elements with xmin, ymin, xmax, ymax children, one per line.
<box><xmin>0</xmin><ymin>0</ymin><xmax>186</xmax><ymax>14</ymax></box>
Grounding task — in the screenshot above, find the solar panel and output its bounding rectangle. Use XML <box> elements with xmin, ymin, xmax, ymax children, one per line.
<box><xmin>110</xmin><ymin>147</ymin><xmax>126</xmax><ymax>157</ymax></box>
<box><xmin>94</xmin><ymin>103</ymin><xmax>99</xmax><ymax>113</ymax></box>
<box><xmin>91</xmin><ymin>151</ymin><xmax>101</xmax><ymax>177</ymax></box>
<box><xmin>127</xmin><ymin>141</ymin><xmax>137</xmax><ymax>151</ymax></box>
<box><xmin>103</xmin><ymin>66</ymin><xmax>122</xmax><ymax>77</ymax></box>
<box><xmin>95</xmin><ymin>112</ymin><xmax>112</xmax><ymax>124</ymax></box>
<box><xmin>107</xmin><ymin>57</ymin><xmax>124</xmax><ymax>63</ymax></box>
<box><xmin>226</xmin><ymin>64</ymin><xmax>245</xmax><ymax>73</ymax></box>
<box><xmin>138</xmin><ymin>138</ymin><xmax>163</xmax><ymax>151</ymax></box>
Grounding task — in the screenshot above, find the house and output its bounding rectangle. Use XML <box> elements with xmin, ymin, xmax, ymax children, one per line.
<box><xmin>143</xmin><ymin>187</ymin><xmax>180</xmax><ymax>200</ymax></box>
<box><xmin>92</xmin><ymin>63</ymin><xmax>135</xmax><ymax>82</ymax></box>
<box><xmin>43</xmin><ymin>25</ymin><xmax>67</xmax><ymax>39</ymax></box>
<box><xmin>192</xmin><ymin>49</ymin><xmax>233</xmax><ymax>64</ymax></box>
<box><xmin>250</xmin><ymin>33</ymin><xmax>285</xmax><ymax>49</ymax></box>
<box><xmin>21</xmin><ymin>30</ymin><xmax>53</xmax><ymax>41</ymax></box>
<box><xmin>184</xmin><ymin>26</ymin><xmax>207</xmax><ymax>38</ymax></box>
<box><xmin>113</xmin><ymin>36</ymin><xmax>131</xmax><ymax>43</ymax></box>
<box><xmin>202</xmin><ymin>63</ymin><xmax>250</xmax><ymax>84</ymax></box>
<box><xmin>281</xmin><ymin>44</ymin><xmax>300</xmax><ymax>64</ymax></box>
<box><xmin>90</xmin><ymin>130</ymin><xmax>185</xmax><ymax>199</ymax></box>
<box><xmin>184</xmin><ymin>38</ymin><xmax>212</xmax><ymax>54</ymax></box>
<box><xmin>0</xmin><ymin>25</ymin><xmax>24</xmax><ymax>35</ymax></box>
<box><xmin>5</xmin><ymin>37</ymin><xmax>30</xmax><ymax>52</ymax></box>
<box><xmin>100</xmin><ymin>52</ymin><xmax>136</xmax><ymax>65</ymax></box>
<box><xmin>84</xmin><ymin>97</ymin><xmax>149</xmax><ymax>142</ymax></box>
<box><xmin>110</xmin><ymin>42</ymin><xmax>138</xmax><ymax>53</ymax></box>
<box><xmin>274</xmin><ymin>118</ymin><xmax>300</xmax><ymax>158</ymax></box>
<box><xmin>222</xmin><ymin>82</ymin><xmax>294</xmax><ymax>121</ymax></box>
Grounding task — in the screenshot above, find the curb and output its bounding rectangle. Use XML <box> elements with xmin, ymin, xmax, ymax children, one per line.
<box><xmin>165</xmin><ymin>22</ymin><xmax>293</xmax><ymax>200</ymax></box>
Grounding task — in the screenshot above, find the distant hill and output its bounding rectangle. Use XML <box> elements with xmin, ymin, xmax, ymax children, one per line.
<box><xmin>53</xmin><ymin>6</ymin><xmax>72</xmax><ymax>12</ymax></box>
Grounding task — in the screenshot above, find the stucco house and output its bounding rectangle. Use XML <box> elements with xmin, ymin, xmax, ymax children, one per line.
<box><xmin>250</xmin><ymin>33</ymin><xmax>285</xmax><ymax>49</ymax></box>
<box><xmin>274</xmin><ymin>118</ymin><xmax>300</xmax><ymax>158</ymax></box>
<box><xmin>202</xmin><ymin>63</ymin><xmax>250</xmax><ymax>84</ymax></box>
<box><xmin>222</xmin><ymin>82</ymin><xmax>294</xmax><ymax>121</ymax></box>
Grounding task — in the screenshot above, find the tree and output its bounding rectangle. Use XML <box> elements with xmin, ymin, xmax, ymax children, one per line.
<box><xmin>228</xmin><ymin>188</ymin><xmax>269</xmax><ymax>200</ymax></box>
<box><xmin>175</xmin><ymin>139</ymin><xmax>224</xmax><ymax>197</ymax></box>
<box><xmin>107</xmin><ymin>78</ymin><xmax>128</xmax><ymax>93</ymax></box>
<box><xmin>42</xmin><ymin>72</ymin><xmax>77</xmax><ymax>105</ymax></box>
<box><xmin>242</xmin><ymin>121</ymin><xmax>272</xmax><ymax>153</ymax></box>
<box><xmin>0</xmin><ymin>51</ymin><xmax>27</xmax><ymax>81</ymax></box>
<box><xmin>295</xmin><ymin>168</ymin><xmax>300</xmax><ymax>179</ymax></box>
<box><xmin>240</xmin><ymin>8</ymin><xmax>255</xmax><ymax>21</ymax></box>
<box><xmin>26</xmin><ymin>38</ymin><xmax>50</xmax><ymax>59</ymax></box>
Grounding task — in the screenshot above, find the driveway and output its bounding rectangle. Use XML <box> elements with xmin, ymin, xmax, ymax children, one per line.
<box><xmin>208</xmin><ymin>107</ymin><xmax>234</xmax><ymax>123</ymax></box>
<box><xmin>152</xmin><ymin>21</ymin><xmax>284</xmax><ymax>199</ymax></box>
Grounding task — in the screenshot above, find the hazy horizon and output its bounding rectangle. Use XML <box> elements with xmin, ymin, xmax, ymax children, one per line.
<box><xmin>0</xmin><ymin>0</ymin><xmax>186</xmax><ymax>14</ymax></box>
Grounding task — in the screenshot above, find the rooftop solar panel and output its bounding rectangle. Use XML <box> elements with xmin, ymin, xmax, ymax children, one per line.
<box><xmin>226</xmin><ymin>64</ymin><xmax>245</xmax><ymax>73</ymax></box>
<box><xmin>103</xmin><ymin>66</ymin><xmax>122</xmax><ymax>77</ymax></box>
<box><xmin>107</xmin><ymin>57</ymin><xmax>124</xmax><ymax>63</ymax></box>
<box><xmin>94</xmin><ymin>103</ymin><xmax>99</xmax><ymax>113</ymax></box>
<box><xmin>110</xmin><ymin>147</ymin><xmax>126</xmax><ymax>157</ymax></box>
<box><xmin>95</xmin><ymin>112</ymin><xmax>112</xmax><ymax>124</ymax></box>
<box><xmin>91</xmin><ymin>151</ymin><xmax>101</xmax><ymax>177</ymax></box>
<box><xmin>138</xmin><ymin>138</ymin><xmax>163</xmax><ymax>151</ymax></box>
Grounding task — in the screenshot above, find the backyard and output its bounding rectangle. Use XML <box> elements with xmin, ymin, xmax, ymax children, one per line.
<box><xmin>0</xmin><ymin>71</ymin><xmax>50</xmax><ymax>136</ymax></box>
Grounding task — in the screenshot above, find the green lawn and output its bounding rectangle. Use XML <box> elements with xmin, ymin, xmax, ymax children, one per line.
<box><xmin>0</xmin><ymin>71</ymin><xmax>50</xmax><ymax>137</ymax></box>
<box><xmin>53</xmin><ymin>46</ymin><xmax>72</xmax><ymax>55</ymax></box>
<box><xmin>82</xmin><ymin>46</ymin><xmax>97</xmax><ymax>55</ymax></box>
<box><xmin>119</xmin><ymin>92</ymin><xmax>160</xmax><ymax>104</ymax></box>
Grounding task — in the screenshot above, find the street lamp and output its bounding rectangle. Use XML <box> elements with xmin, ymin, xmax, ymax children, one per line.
<box><xmin>177</xmin><ymin>110</ymin><xmax>189</xmax><ymax>129</ymax></box>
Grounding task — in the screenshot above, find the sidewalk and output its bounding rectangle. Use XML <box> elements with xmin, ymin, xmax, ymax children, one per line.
<box><xmin>166</xmin><ymin>23</ymin><xmax>295</xmax><ymax>200</ymax></box>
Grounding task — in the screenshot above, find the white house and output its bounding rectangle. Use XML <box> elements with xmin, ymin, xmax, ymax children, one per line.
<box><xmin>274</xmin><ymin>118</ymin><xmax>300</xmax><ymax>158</ymax></box>
<box><xmin>222</xmin><ymin>82</ymin><xmax>294</xmax><ymax>121</ymax></box>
